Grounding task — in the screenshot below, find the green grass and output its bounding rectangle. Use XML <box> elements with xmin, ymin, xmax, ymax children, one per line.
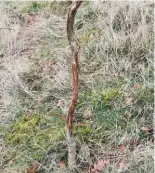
<box><xmin>0</xmin><ymin>1</ymin><xmax>154</xmax><ymax>173</ymax></box>
<box><xmin>1</xmin><ymin>111</ymin><xmax>65</xmax><ymax>170</ymax></box>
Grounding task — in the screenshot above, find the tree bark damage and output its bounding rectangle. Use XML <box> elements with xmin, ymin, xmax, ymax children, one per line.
<box><xmin>66</xmin><ymin>1</ymin><xmax>82</xmax><ymax>170</ymax></box>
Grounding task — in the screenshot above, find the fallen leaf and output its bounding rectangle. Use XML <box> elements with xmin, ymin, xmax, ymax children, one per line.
<box><xmin>119</xmin><ymin>145</ymin><xmax>127</xmax><ymax>153</ymax></box>
<box><xmin>125</xmin><ymin>97</ymin><xmax>133</xmax><ymax>105</ymax></box>
<box><xmin>77</xmin><ymin>122</ymin><xmax>87</xmax><ymax>127</ymax></box>
<box><xmin>147</xmin><ymin>139</ymin><xmax>153</xmax><ymax>146</ymax></box>
<box><xmin>92</xmin><ymin>159</ymin><xmax>110</xmax><ymax>173</ymax></box>
<box><xmin>26</xmin><ymin>14</ymin><xmax>36</xmax><ymax>25</ymax></box>
<box><xmin>59</xmin><ymin>161</ymin><xmax>66</xmax><ymax>168</ymax></box>
<box><xmin>133</xmin><ymin>82</ymin><xmax>140</xmax><ymax>89</ymax></box>
<box><xmin>27</xmin><ymin>162</ymin><xmax>40</xmax><ymax>173</ymax></box>
<box><xmin>57</xmin><ymin>99</ymin><xmax>63</xmax><ymax>107</ymax></box>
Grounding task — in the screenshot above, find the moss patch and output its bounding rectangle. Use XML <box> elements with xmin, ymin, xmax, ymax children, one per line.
<box><xmin>77</xmin><ymin>87</ymin><xmax>124</xmax><ymax>110</ymax></box>
<box><xmin>3</xmin><ymin>112</ymin><xmax>65</xmax><ymax>167</ymax></box>
<box><xmin>74</xmin><ymin>122</ymin><xmax>92</xmax><ymax>142</ymax></box>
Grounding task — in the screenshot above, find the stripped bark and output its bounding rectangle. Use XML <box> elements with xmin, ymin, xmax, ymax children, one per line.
<box><xmin>66</xmin><ymin>0</ymin><xmax>82</xmax><ymax>170</ymax></box>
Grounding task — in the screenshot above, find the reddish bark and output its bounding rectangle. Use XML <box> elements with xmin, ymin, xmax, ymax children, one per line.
<box><xmin>67</xmin><ymin>52</ymin><xmax>79</xmax><ymax>134</ymax></box>
<box><xmin>67</xmin><ymin>1</ymin><xmax>82</xmax><ymax>135</ymax></box>
<box><xmin>66</xmin><ymin>1</ymin><xmax>82</xmax><ymax>169</ymax></box>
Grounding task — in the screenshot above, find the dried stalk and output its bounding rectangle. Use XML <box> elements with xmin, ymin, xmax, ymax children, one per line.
<box><xmin>66</xmin><ymin>0</ymin><xmax>82</xmax><ymax>170</ymax></box>
<box><xmin>0</xmin><ymin>27</ymin><xmax>15</xmax><ymax>31</ymax></box>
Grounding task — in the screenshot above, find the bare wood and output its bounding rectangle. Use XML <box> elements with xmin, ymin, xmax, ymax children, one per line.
<box><xmin>66</xmin><ymin>0</ymin><xmax>82</xmax><ymax>169</ymax></box>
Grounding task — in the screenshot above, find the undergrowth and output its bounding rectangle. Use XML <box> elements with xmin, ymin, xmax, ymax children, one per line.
<box><xmin>0</xmin><ymin>1</ymin><xmax>154</xmax><ymax>173</ymax></box>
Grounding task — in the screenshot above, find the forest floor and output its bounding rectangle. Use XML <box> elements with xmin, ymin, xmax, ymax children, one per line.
<box><xmin>0</xmin><ymin>1</ymin><xmax>154</xmax><ymax>173</ymax></box>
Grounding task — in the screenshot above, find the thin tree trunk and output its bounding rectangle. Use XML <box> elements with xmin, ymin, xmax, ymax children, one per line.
<box><xmin>66</xmin><ymin>1</ymin><xmax>82</xmax><ymax>170</ymax></box>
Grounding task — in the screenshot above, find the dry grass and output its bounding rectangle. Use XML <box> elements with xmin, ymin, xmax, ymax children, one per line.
<box><xmin>0</xmin><ymin>1</ymin><xmax>154</xmax><ymax>173</ymax></box>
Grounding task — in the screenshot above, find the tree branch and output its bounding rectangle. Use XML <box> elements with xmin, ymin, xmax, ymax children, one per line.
<box><xmin>67</xmin><ymin>0</ymin><xmax>82</xmax><ymax>136</ymax></box>
<box><xmin>66</xmin><ymin>0</ymin><xmax>82</xmax><ymax>170</ymax></box>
